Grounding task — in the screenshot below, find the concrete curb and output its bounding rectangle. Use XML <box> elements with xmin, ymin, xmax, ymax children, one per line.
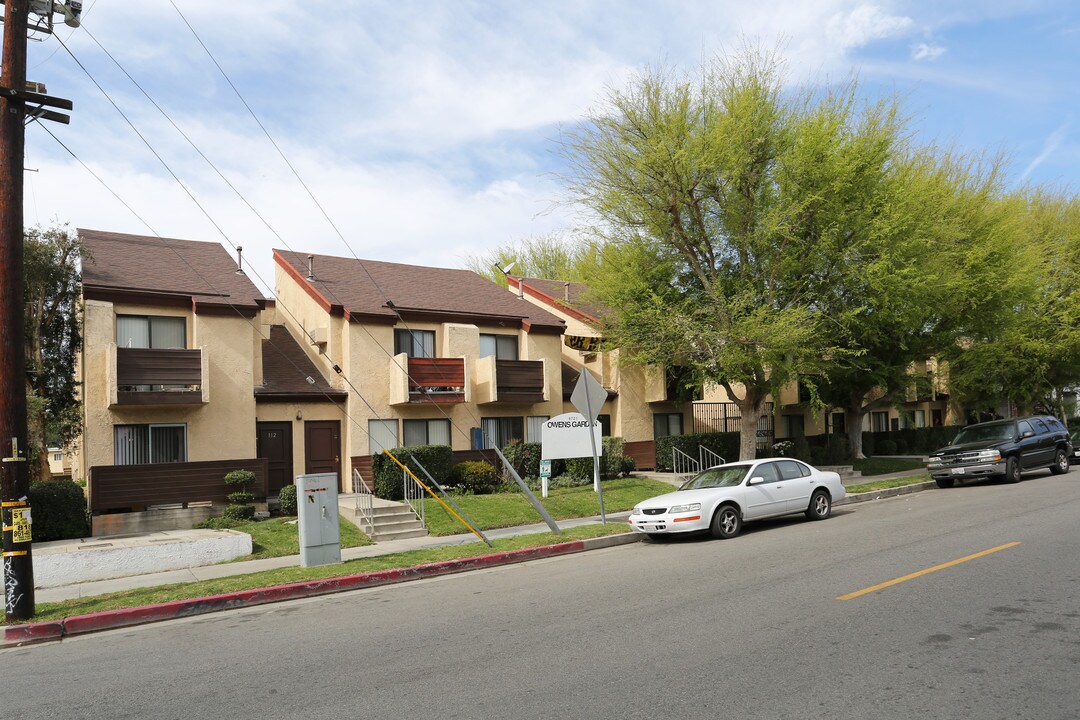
<box><xmin>838</xmin><ymin>480</ymin><xmax>936</xmax><ymax>505</ymax></box>
<box><xmin>3</xmin><ymin>532</ymin><xmax>643</xmax><ymax>648</ymax></box>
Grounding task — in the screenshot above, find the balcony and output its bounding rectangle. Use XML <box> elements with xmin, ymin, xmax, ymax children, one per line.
<box><xmin>109</xmin><ymin>346</ymin><xmax>207</xmax><ymax>407</ymax></box>
<box><xmin>391</xmin><ymin>356</ymin><xmax>467</xmax><ymax>405</ymax></box>
<box><xmin>475</xmin><ymin>357</ymin><xmax>546</xmax><ymax>404</ymax></box>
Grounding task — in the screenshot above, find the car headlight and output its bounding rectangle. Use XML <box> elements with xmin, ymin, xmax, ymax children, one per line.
<box><xmin>975</xmin><ymin>449</ymin><xmax>1002</xmax><ymax>462</ymax></box>
<box><xmin>668</xmin><ymin>503</ymin><xmax>701</xmax><ymax>513</ymax></box>
<box><xmin>632</xmin><ymin>506</ymin><xmax>641</xmax><ymax>516</ymax></box>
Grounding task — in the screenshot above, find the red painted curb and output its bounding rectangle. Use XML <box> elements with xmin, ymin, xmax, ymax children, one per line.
<box><xmin>3</xmin><ymin>620</ymin><xmax>64</xmax><ymax>647</ymax></box>
<box><xmin>27</xmin><ymin>539</ymin><xmax>589</xmax><ymax>641</ymax></box>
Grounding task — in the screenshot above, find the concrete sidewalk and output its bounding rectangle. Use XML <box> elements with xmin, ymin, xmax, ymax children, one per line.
<box><xmin>37</xmin><ymin>466</ymin><xmax>929</xmax><ymax>605</ymax></box>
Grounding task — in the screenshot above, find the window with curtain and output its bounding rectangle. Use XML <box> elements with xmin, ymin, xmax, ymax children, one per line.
<box><xmin>368</xmin><ymin>419</ymin><xmax>399</xmax><ymax>455</ymax></box>
<box><xmin>479</xmin><ymin>334</ymin><xmax>519</xmax><ymax>360</ymax></box>
<box><xmin>114</xmin><ymin>424</ymin><xmax>187</xmax><ymax>465</ymax></box>
<box><xmin>393</xmin><ymin>329</ymin><xmax>435</xmax><ymax>358</ymax></box>
<box><xmin>116</xmin><ymin>315</ymin><xmax>186</xmax><ymax>349</ymax></box>
<box><xmin>402</xmin><ymin>419</ymin><xmax>451</xmax><ymax>447</ymax></box>
<box><xmin>480</xmin><ymin>416</ymin><xmax>524</xmax><ymax>449</ymax></box>
<box><xmin>871</xmin><ymin>411</ymin><xmax>889</xmax><ymax>433</ymax></box>
<box><xmin>653</xmin><ymin>413</ymin><xmax>683</xmax><ymax>439</ymax></box>
<box><xmin>526</xmin><ymin>415</ymin><xmax>549</xmax><ymax>442</ymax></box>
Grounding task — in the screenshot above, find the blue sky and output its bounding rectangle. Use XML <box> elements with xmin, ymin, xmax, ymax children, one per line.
<box><xmin>22</xmin><ymin>1</ymin><xmax>1080</xmax><ymax>297</ymax></box>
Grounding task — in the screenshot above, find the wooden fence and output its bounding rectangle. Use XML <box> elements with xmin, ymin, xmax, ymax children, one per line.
<box><xmin>89</xmin><ymin>458</ymin><xmax>268</xmax><ymax>514</ymax></box>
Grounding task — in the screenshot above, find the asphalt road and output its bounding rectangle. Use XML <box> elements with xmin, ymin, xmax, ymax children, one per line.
<box><xmin>3</xmin><ymin>467</ymin><xmax>1079</xmax><ymax>720</ymax></box>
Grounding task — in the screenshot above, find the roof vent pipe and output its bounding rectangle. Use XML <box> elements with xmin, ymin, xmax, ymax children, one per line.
<box><xmin>563</xmin><ymin>282</ymin><xmax>570</xmax><ymax>302</ymax></box>
<box><xmin>307</xmin><ymin>254</ymin><xmax>315</xmax><ymax>280</ymax></box>
<box><xmin>235</xmin><ymin>246</ymin><xmax>244</xmax><ymax>274</ymax></box>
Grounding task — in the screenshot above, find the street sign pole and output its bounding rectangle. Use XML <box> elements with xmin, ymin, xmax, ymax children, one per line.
<box><xmin>571</xmin><ymin>369</ymin><xmax>607</xmax><ymax>524</ymax></box>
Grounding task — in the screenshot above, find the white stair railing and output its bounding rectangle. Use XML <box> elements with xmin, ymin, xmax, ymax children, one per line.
<box><xmin>699</xmin><ymin>446</ymin><xmax>725</xmax><ymax>469</ymax></box>
<box><xmin>352</xmin><ymin>468</ymin><xmax>375</xmax><ymax>535</ymax></box>
<box><xmin>672</xmin><ymin>447</ymin><xmax>701</xmax><ymax>479</ymax></box>
<box><xmin>403</xmin><ymin>468</ymin><xmax>426</xmax><ymax>529</ymax></box>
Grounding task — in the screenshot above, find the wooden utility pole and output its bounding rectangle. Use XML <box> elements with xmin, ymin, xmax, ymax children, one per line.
<box><xmin>0</xmin><ymin>0</ymin><xmax>34</xmax><ymax>621</ymax></box>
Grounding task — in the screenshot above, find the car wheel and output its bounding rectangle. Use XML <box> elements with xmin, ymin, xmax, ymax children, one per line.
<box><xmin>935</xmin><ymin>476</ymin><xmax>955</xmax><ymax>489</ymax></box>
<box><xmin>1050</xmin><ymin>448</ymin><xmax>1069</xmax><ymax>475</ymax></box>
<box><xmin>1005</xmin><ymin>456</ymin><xmax>1022</xmax><ymax>484</ymax></box>
<box><xmin>805</xmin><ymin>489</ymin><xmax>832</xmax><ymax>520</ymax></box>
<box><xmin>710</xmin><ymin>504</ymin><xmax>741</xmax><ymax>539</ymax></box>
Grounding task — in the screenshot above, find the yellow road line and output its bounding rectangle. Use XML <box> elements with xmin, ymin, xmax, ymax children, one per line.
<box><xmin>837</xmin><ymin>541</ymin><xmax>1022</xmax><ymax>601</ymax></box>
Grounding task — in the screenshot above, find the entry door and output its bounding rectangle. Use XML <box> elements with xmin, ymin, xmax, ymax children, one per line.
<box><xmin>305</xmin><ymin>420</ymin><xmax>342</xmax><ymax>490</ymax></box>
<box><xmin>257</xmin><ymin>422</ymin><xmax>293</xmax><ymax>497</ymax></box>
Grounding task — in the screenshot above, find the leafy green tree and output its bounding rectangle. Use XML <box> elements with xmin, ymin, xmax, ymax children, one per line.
<box><xmin>817</xmin><ymin>151</ymin><xmax>1031</xmax><ymax>456</ymax></box>
<box><xmin>24</xmin><ymin>224</ymin><xmax>83</xmax><ymax>482</ymax></box>
<box><xmin>563</xmin><ymin>47</ymin><xmax>913</xmax><ymax>460</ymax></box>
<box><xmin>462</xmin><ymin>232</ymin><xmax>592</xmax><ymax>285</ymax></box>
<box><xmin>943</xmin><ymin>192</ymin><xmax>1080</xmax><ymax>418</ymax></box>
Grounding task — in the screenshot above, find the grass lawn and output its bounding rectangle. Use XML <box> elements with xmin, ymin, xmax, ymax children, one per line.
<box><xmin>5</xmin><ymin>523</ymin><xmax>632</xmax><ymax>624</ymax></box>
<box><xmin>851</xmin><ymin>457</ymin><xmax>927</xmax><ymax>476</ymax></box>
<box><xmin>415</xmin><ymin>476</ymin><xmax>673</xmax><ymax>536</ymax></box>
<box><xmin>223</xmin><ymin>516</ymin><xmax>373</xmax><ymax>560</ymax></box>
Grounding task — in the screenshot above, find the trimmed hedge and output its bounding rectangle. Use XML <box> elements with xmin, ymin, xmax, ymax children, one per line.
<box><xmin>372</xmin><ymin>445</ymin><xmax>453</xmax><ymax>500</ymax></box>
<box><xmin>28</xmin><ymin>478</ymin><xmax>89</xmax><ymax>541</ymax></box>
<box><xmin>277</xmin><ymin>484</ymin><xmax>297</xmax><ymax>516</ymax></box>
<box><xmin>500</xmin><ymin>441</ymin><xmax>548</xmax><ymax>481</ymax></box>
<box><xmin>864</xmin><ymin>425</ymin><xmax>962</xmax><ymax>456</ymax></box>
<box><xmin>448</xmin><ymin>461</ymin><xmax>500</xmax><ymax>494</ymax></box>
<box><xmin>655</xmin><ymin>432</ymin><xmax>740</xmax><ymax>471</ymax></box>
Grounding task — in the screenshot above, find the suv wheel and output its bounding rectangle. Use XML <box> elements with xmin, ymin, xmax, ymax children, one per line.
<box><xmin>1050</xmin><ymin>448</ymin><xmax>1069</xmax><ymax>475</ymax></box>
<box><xmin>1005</xmin><ymin>456</ymin><xmax>1022</xmax><ymax>484</ymax></box>
<box><xmin>935</xmin><ymin>476</ymin><xmax>955</xmax><ymax>489</ymax></box>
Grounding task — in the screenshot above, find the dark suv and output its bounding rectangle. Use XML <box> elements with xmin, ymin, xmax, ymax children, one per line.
<box><xmin>927</xmin><ymin>415</ymin><xmax>1073</xmax><ymax>488</ymax></box>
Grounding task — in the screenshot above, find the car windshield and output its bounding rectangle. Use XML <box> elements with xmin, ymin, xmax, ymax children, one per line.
<box><xmin>679</xmin><ymin>466</ymin><xmax>748</xmax><ymax>490</ymax></box>
<box><xmin>952</xmin><ymin>423</ymin><xmax>1015</xmax><ymax>444</ymax></box>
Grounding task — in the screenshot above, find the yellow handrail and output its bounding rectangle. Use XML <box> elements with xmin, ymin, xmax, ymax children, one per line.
<box><xmin>382</xmin><ymin>450</ymin><xmax>488</xmax><ymax>544</ymax></box>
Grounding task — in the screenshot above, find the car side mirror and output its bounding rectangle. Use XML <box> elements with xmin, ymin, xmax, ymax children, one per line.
<box><xmin>1020</xmin><ymin>430</ymin><xmax>1035</xmax><ymax>439</ymax></box>
<box><xmin>747</xmin><ymin>476</ymin><xmax>765</xmax><ymax>486</ymax></box>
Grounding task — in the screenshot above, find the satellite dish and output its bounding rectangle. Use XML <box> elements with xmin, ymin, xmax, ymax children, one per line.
<box><xmin>499</xmin><ymin>261</ymin><xmax>516</xmax><ymax>275</ymax></box>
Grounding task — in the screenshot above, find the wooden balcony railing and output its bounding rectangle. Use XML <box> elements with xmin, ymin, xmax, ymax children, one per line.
<box><xmin>408</xmin><ymin>357</ymin><xmax>466</xmax><ymax>403</ymax></box>
<box><xmin>495</xmin><ymin>359</ymin><xmax>544</xmax><ymax>403</ymax></box>
<box><xmin>116</xmin><ymin>347</ymin><xmax>203</xmax><ymax>405</ymax></box>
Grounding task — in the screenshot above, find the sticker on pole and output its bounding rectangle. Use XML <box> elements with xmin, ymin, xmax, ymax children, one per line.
<box><xmin>11</xmin><ymin>507</ymin><xmax>31</xmax><ymax>544</ymax></box>
<box><xmin>541</xmin><ymin>412</ymin><xmax>603</xmax><ymax>460</ymax></box>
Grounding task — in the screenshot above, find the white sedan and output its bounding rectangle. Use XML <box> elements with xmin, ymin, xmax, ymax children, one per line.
<box><xmin>629</xmin><ymin>459</ymin><xmax>846</xmax><ymax>539</ymax></box>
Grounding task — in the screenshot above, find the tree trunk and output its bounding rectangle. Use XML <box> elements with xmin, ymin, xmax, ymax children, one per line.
<box><xmin>847</xmin><ymin>390</ymin><xmax>867</xmax><ymax>460</ymax></box>
<box><xmin>737</xmin><ymin>387</ymin><xmax>766</xmax><ymax>461</ymax></box>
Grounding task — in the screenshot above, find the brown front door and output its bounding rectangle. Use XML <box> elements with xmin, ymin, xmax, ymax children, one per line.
<box><xmin>304</xmin><ymin>420</ymin><xmax>342</xmax><ymax>490</ymax></box>
<box><xmin>257</xmin><ymin>422</ymin><xmax>293</xmax><ymax>497</ymax></box>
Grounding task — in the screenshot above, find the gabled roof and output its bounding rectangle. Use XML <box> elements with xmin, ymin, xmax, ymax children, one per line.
<box><xmin>507</xmin><ymin>276</ymin><xmax>609</xmax><ymax>326</ymax></box>
<box><xmin>274</xmin><ymin>249</ymin><xmax>566</xmax><ymax>334</ymax></box>
<box><xmin>256</xmin><ymin>325</ymin><xmax>348</xmax><ymax>403</ymax></box>
<box><xmin>79</xmin><ymin>229</ymin><xmax>265</xmax><ymax>315</ymax></box>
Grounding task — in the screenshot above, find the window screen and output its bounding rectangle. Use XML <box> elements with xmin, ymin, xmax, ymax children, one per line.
<box><xmin>368</xmin><ymin>419</ymin><xmax>399</xmax><ymax>454</ymax></box>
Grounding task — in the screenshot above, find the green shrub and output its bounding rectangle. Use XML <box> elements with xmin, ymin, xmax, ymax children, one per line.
<box><xmin>793</xmin><ymin>437</ymin><xmax>812</xmax><ymax>462</ymax></box>
<box><xmin>824</xmin><ymin>434</ymin><xmax>850</xmax><ymax>464</ymax></box>
<box><xmin>223</xmin><ymin>469</ymin><xmax>256</xmax><ymax>520</ymax></box>
<box><xmin>195</xmin><ymin>515</ymin><xmax>243</xmax><ymax>530</ymax></box>
<box><xmin>877</xmin><ymin>439</ymin><xmax>897</xmax><ymax>455</ymax></box>
<box><xmin>562</xmin><ymin>437</ymin><xmax>633</xmax><ymax>480</ymax></box>
<box><xmin>449</xmin><ymin>461</ymin><xmax>500</xmax><ymax>494</ymax></box>
<box><xmin>222</xmin><ymin>504</ymin><xmax>256</xmax><ymax>521</ymax></box>
<box><xmin>372</xmin><ymin>445</ymin><xmax>453</xmax><ymax>500</ymax></box>
<box><xmin>501</xmin><ymin>441</ymin><xmax>543</xmax><ymax>480</ymax></box>
<box><xmin>27</xmin><ymin>478</ymin><xmax>88</xmax><ymax>541</ymax></box>
<box><xmin>861</xmin><ymin>431</ymin><xmax>875</xmax><ymax>457</ymax></box>
<box><xmin>278</xmin><ymin>484</ymin><xmax>297</xmax><ymax>516</ymax></box>
<box><xmin>894</xmin><ymin>438</ymin><xmax>909</xmax><ymax>454</ymax></box>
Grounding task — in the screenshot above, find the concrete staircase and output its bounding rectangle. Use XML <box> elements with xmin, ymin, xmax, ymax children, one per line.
<box><xmin>339</xmin><ymin>495</ymin><xmax>428</xmax><ymax>542</ymax></box>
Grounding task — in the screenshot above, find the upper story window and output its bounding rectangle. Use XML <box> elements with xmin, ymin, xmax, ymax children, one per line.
<box><xmin>117</xmin><ymin>315</ymin><xmax>185</xmax><ymax>349</ymax></box>
<box><xmin>114</xmin><ymin>423</ymin><xmax>187</xmax><ymax>465</ymax></box>
<box><xmin>394</xmin><ymin>329</ymin><xmax>434</xmax><ymax>358</ymax></box>
<box><xmin>480</xmin><ymin>333</ymin><xmax>518</xmax><ymax>360</ymax></box>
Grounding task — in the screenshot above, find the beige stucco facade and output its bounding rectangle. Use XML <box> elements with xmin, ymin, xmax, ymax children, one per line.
<box><xmin>74</xmin><ymin>298</ymin><xmax>261</xmax><ymax>483</ymax></box>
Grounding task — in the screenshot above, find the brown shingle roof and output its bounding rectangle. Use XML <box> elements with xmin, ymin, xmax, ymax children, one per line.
<box><xmin>274</xmin><ymin>249</ymin><xmax>566</xmax><ymax>333</ymax></box>
<box><xmin>513</xmin><ymin>277</ymin><xmax>609</xmax><ymax>324</ymax></box>
<box><xmin>256</xmin><ymin>325</ymin><xmax>347</xmax><ymax>402</ymax></box>
<box><xmin>79</xmin><ymin>229</ymin><xmax>265</xmax><ymax>312</ymax></box>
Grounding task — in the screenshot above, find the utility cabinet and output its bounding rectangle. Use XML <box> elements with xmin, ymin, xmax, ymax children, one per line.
<box><xmin>295</xmin><ymin>473</ymin><xmax>341</xmax><ymax>567</ymax></box>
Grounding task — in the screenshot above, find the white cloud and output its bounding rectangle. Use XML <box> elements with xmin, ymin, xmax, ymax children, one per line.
<box><xmin>826</xmin><ymin>4</ymin><xmax>915</xmax><ymax>50</ymax></box>
<box><xmin>911</xmin><ymin>43</ymin><xmax>947</xmax><ymax>61</ymax></box>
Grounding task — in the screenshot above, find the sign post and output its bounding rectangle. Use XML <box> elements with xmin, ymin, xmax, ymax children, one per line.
<box><xmin>570</xmin><ymin>369</ymin><xmax>608</xmax><ymax>524</ymax></box>
<box><xmin>539</xmin><ymin>459</ymin><xmax>552</xmax><ymax>498</ymax></box>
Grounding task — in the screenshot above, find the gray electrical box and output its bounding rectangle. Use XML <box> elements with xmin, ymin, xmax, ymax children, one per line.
<box><xmin>295</xmin><ymin>473</ymin><xmax>341</xmax><ymax>567</ymax></box>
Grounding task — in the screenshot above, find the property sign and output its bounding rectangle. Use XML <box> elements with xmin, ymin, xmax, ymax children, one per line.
<box><xmin>539</xmin><ymin>460</ymin><xmax>552</xmax><ymax>478</ymax></box>
<box><xmin>541</xmin><ymin>413</ymin><xmax>604</xmax><ymax>460</ymax></box>
<box><xmin>11</xmin><ymin>507</ymin><xmax>31</xmax><ymax>544</ymax></box>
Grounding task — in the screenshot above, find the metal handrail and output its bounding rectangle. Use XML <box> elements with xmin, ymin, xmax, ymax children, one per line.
<box><xmin>402</xmin><ymin>468</ymin><xmax>426</xmax><ymax>529</ymax></box>
<box><xmin>351</xmin><ymin>468</ymin><xmax>375</xmax><ymax>535</ymax></box>
<box><xmin>672</xmin><ymin>447</ymin><xmax>700</xmax><ymax>478</ymax></box>
<box><xmin>699</xmin><ymin>446</ymin><xmax>725</xmax><ymax>469</ymax></box>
